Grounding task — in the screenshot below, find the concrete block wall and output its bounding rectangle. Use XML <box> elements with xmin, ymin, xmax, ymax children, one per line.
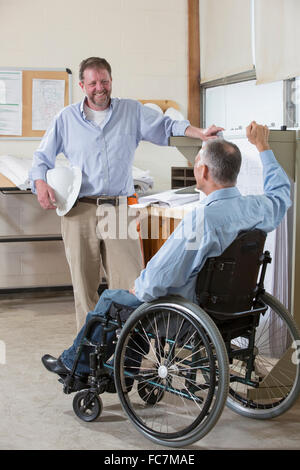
<box><xmin>0</xmin><ymin>193</ymin><xmax>71</xmax><ymax>289</ymax></box>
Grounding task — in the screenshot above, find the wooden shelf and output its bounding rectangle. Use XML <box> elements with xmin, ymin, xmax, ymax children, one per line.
<box><xmin>171</xmin><ymin>166</ymin><xmax>196</xmax><ymax>189</ymax></box>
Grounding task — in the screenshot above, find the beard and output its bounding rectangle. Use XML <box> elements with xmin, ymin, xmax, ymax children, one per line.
<box><xmin>89</xmin><ymin>91</ymin><xmax>111</xmax><ymax>109</ymax></box>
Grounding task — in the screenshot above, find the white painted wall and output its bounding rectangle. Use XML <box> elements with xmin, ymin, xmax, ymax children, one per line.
<box><xmin>0</xmin><ymin>0</ymin><xmax>189</xmax><ymax>288</ymax></box>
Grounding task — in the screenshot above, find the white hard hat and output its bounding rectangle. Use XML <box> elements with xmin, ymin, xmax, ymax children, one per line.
<box><xmin>46</xmin><ymin>166</ymin><xmax>82</xmax><ymax>216</ymax></box>
<box><xmin>144</xmin><ymin>103</ymin><xmax>163</xmax><ymax>114</ymax></box>
<box><xmin>164</xmin><ymin>107</ymin><xmax>185</xmax><ymax>121</ymax></box>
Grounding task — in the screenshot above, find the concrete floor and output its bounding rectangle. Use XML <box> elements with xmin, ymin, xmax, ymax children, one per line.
<box><xmin>0</xmin><ymin>292</ymin><xmax>299</xmax><ymax>451</ymax></box>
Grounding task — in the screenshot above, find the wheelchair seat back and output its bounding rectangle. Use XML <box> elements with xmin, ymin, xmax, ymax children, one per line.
<box><xmin>196</xmin><ymin>229</ymin><xmax>266</xmax><ymax>320</ymax></box>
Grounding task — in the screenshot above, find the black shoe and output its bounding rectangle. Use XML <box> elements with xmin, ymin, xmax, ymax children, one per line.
<box><xmin>41</xmin><ymin>354</ymin><xmax>70</xmax><ymax>378</ymax></box>
<box><xmin>42</xmin><ymin>354</ymin><xmax>89</xmax><ymax>393</ymax></box>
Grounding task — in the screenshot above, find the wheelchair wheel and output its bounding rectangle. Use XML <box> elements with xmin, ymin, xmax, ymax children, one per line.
<box><xmin>226</xmin><ymin>292</ymin><xmax>300</xmax><ymax>419</ymax></box>
<box><xmin>73</xmin><ymin>390</ymin><xmax>102</xmax><ymax>422</ymax></box>
<box><xmin>114</xmin><ymin>297</ymin><xmax>229</xmax><ymax>448</ymax></box>
<box><xmin>137</xmin><ymin>379</ymin><xmax>164</xmax><ymax>405</ymax></box>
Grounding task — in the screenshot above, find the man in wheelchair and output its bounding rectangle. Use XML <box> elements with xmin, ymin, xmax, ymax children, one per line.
<box><xmin>41</xmin><ymin>121</ymin><xmax>294</xmax><ymax>438</ymax></box>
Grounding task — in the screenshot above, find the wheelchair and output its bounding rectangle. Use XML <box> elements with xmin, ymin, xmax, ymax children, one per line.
<box><xmin>60</xmin><ymin>229</ymin><xmax>300</xmax><ymax>448</ymax></box>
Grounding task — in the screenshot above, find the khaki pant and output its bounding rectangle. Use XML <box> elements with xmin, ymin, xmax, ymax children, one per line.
<box><xmin>61</xmin><ymin>200</ymin><xmax>144</xmax><ymax>331</ymax></box>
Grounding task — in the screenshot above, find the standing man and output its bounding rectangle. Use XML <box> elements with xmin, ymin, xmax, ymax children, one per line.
<box><xmin>29</xmin><ymin>57</ymin><xmax>222</xmax><ymax>331</ymax></box>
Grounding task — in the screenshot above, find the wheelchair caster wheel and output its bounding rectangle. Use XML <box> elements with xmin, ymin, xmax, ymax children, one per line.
<box><xmin>72</xmin><ymin>390</ymin><xmax>102</xmax><ymax>422</ymax></box>
<box><xmin>137</xmin><ymin>380</ymin><xmax>164</xmax><ymax>405</ymax></box>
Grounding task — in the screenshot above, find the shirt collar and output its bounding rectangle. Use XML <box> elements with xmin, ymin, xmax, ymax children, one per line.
<box><xmin>80</xmin><ymin>96</ymin><xmax>115</xmax><ymax>119</ymax></box>
<box><xmin>201</xmin><ymin>186</ymin><xmax>241</xmax><ymax>206</ymax></box>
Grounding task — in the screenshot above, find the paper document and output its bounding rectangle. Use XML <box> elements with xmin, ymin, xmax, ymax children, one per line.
<box><xmin>0</xmin><ymin>70</ymin><xmax>22</xmax><ymax>135</ymax></box>
<box><xmin>235</xmin><ymin>139</ymin><xmax>263</xmax><ymax>196</ymax></box>
<box><xmin>32</xmin><ymin>79</ymin><xmax>65</xmax><ymax>130</ymax></box>
<box><xmin>0</xmin><ymin>156</ymin><xmax>155</xmax><ymax>195</ymax></box>
<box><xmin>0</xmin><ymin>155</ymin><xmax>32</xmax><ymax>189</ymax></box>
<box><xmin>134</xmin><ymin>189</ymin><xmax>201</xmax><ymax>208</ymax></box>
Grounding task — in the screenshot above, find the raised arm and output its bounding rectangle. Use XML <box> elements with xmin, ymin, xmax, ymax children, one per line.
<box><xmin>137</xmin><ymin>102</ymin><xmax>224</xmax><ymax>145</ymax></box>
<box><xmin>246</xmin><ymin>121</ymin><xmax>291</xmax><ymax>229</ymax></box>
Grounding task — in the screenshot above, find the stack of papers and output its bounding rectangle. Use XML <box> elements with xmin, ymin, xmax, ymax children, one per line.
<box><xmin>0</xmin><ymin>155</ymin><xmax>32</xmax><ymax>189</ymax></box>
<box><xmin>0</xmin><ymin>156</ymin><xmax>154</xmax><ymax>195</ymax></box>
<box><xmin>0</xmin><ymin>155</ymin><xmax>69</xmax><ymax>190</ymax></box>
<box><xmin>134</xmin><ymin>188</ymin><xmax>201</xmax><ymax>208</ymax></box>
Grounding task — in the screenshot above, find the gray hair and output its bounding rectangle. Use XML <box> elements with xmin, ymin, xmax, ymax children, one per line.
<box><xmin>199</xmin><ymin>139</ymin><xmax>242</xmax><ymax>186</ymax></box>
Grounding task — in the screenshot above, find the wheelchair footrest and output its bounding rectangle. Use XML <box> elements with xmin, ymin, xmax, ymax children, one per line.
<box><xmin>59</xmin><ymin>375</ymin><xmax>90</xmax><ymax>395</ymax></box>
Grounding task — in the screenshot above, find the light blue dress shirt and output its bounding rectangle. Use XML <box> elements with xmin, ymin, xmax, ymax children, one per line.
<box><xmin>29</xmin><ymin>97</ymin><xmax>190</xmax><ymax>197</ymax></box>
<box><xmin>134</xmin><ymin>150</ymin><xmax>291</xmax><ymax>303</ymax></box>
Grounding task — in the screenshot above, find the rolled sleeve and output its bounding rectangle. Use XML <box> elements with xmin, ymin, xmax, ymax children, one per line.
<box><xmin>171</xmin><ymin>119</ymin><xmax>190</xmax><ymax>136</ymax></box>
<box><xmin>259</xmin><ymin>149</ymin><xmax>292</xmax><ymax>228</ymax></box>
<box><xmin>137</xmin><ymin>102</ymin><xmax>190</xmax><ymax>145</ymax></box>
<box><xmin>29</xmin><ymin>115</ymin><xmax>64</xmax><ymax>193</ymax></box>
<box><xmin>29</xmin><ymin>164</ymin><xmax>49</xmax><ymax>193</ymax></box>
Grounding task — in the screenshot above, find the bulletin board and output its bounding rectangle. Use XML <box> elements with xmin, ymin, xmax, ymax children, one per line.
<box><xmin>0</xmin><ymin>68</ymin><xmax>72</xmax><ymax>139</ymax></box>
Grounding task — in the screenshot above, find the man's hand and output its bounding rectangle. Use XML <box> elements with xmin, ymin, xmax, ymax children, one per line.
<box><xmin>185</xmin><ymin>124</ymin><xmax>224</xmax><ymax>141</ymax></box>
<box><xmin>129</xmin><ymin>286</ymin><xmax>136</xmax><ymax>296</ymax></box>
<box><xmin>35</xmin><ymin>179</ymin><xmax>57</xmax><ymax>210</ymax></box>
<box><xmin>246</xmin><ymin>121</ymin><xmax>270</xmax><ymax>152</ymax></box>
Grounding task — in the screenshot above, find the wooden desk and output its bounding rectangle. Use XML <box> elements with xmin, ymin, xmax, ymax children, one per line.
<box><xmin>0</xmin><ymin>173</ymin><xmax>18</xmax><ymax>188</ymax></box>
<box><xmin>140</xmin><ymin>205</ymin><xmax>193</xmax><ymax>265</ymax></box>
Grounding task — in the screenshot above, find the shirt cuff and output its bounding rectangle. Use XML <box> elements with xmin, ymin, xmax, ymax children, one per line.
<box><xmin>171</xmin><ymin>120</ymin><xmax>190</xmax><ymax>136</ymax></box>
<box><xmin>28</xmin><ymin>166</ymin><xmax>47</xmax><ymax>193</ymax></box>
<box><xmin>134</xmin><ymin>276</ymin><xmax>148</xmax><ymax>302</ymax></box>
<box><xmin>29</xmin><ymin>166</ymin><xmax>47</xmax><ymax>182</ymax></box>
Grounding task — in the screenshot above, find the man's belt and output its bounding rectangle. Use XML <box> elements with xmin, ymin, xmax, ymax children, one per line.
<box><xmin>79</xmin><ymin>194</ymin><xmax>138</xmax><ymax>206</ymax></box>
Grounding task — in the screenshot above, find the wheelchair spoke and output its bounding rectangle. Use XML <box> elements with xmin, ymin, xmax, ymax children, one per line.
<box><xmin>152</xmin><ymin>313</ymin><xmax>164</xmax><ymax>365</ymax></box>
<box><xmin>178</xmin><ymin>381</ymin><xmax>205</xmax><ymax>411</ymax></box>
<box><xmin>165</xmin><ymin>316</ymin><xmax>186</xmax><ymax>362</ymax></box>
<box><xmin>137</xmin><ymin>319</ymin><xmax>161</xmax><ymax>364</ymax></box>
<box><xmin>163</xmin><ymin>375</ymin><xmax>200</xmax><ymax>422</ymax></box>
<box><xmin>167</xmin><ymin>330</ymin><xmax>198</xmax><ymax>364</ymax></box>
<box><xmin>130</xmin><ymin>330</ymin><xmax>158</xmax><ymax>359</ymax></box>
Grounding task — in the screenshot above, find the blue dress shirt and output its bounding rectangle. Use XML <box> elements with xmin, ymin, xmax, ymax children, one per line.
<box><xmin>29</xmin><ymin>97</ymin><xmax>190</xmax><ymax>197</ymax></box>
<box><xmin>134</xmin><ymin>150</ymin><xmax>291</xmax><ymax>303</ymax></box>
